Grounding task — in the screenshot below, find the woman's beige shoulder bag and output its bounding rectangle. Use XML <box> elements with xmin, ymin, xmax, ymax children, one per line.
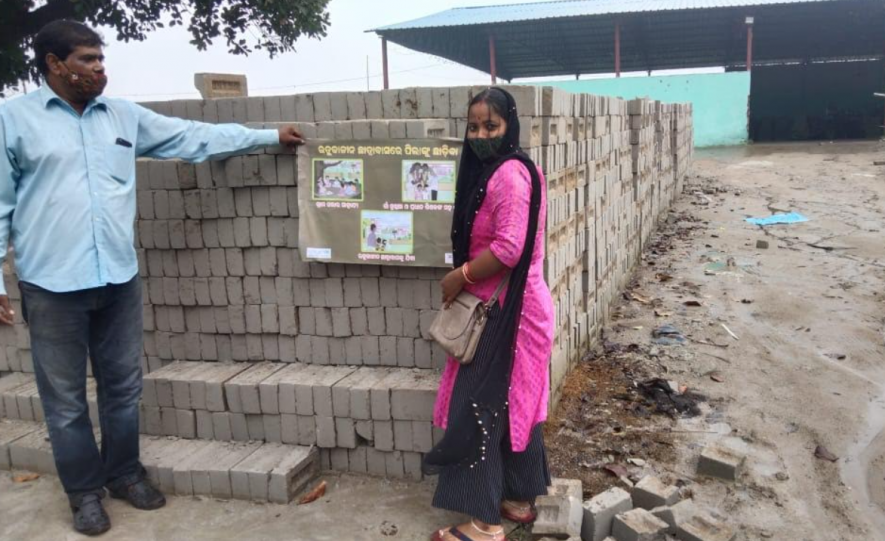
<box><xmin>428</xmin><ymin>276</ymin><xmax>508</xmax><ymax>365</ymax></box>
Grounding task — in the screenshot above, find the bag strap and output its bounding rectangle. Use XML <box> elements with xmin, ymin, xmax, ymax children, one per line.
<box><xmin>485</xmin><ymin>272</ymin><xmax>510</xmax><ymax>308</ymax></box>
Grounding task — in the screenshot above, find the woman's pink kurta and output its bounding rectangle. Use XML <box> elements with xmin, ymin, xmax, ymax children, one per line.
<box><xmin>433</xmin><ymin>160</ymin><xmax>554</xmax><ymax>452</ymax></box>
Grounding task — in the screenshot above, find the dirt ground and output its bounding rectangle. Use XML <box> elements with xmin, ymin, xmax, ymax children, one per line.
<box><xmin>2</xmin><ymin>141</ymin><xmax>884</xmax><ymax>540</ymax></box>
<box><xmin>548</xmin><ymin>140</ymin><xmax>885</xmax><ymax>540</ymax></box>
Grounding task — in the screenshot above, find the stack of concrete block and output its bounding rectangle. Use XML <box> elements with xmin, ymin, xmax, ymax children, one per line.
<box><xmin>0</xmin><ymin>85</ymin><xmax>693</xmax><ymax>487</ymax></box>
<box><xmin>0</xmin><ymin>417</ymin><xmax>318</xmax><ymax>504</ymax></box>
<box><xmin>673</xmin><ymin>103</ymin><xmax>695</xmax><ymax>196</ymax></box>
<box><xmin>579</xmin><ymin>476</ymin><xmax>736</xmax><ymax>541</ymax></box>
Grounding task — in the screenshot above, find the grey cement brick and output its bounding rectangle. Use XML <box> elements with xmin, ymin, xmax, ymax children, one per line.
<box><xmin>280</xmin><ymin>307</ymin><xmax>298</xmax><ymax>336</ymax></box>
<box><xmin>263</xmin><ymin>414</ymin><xmax>283</xmax><ymax>443</ymax></box>
<box><xmin>402</xmin><ymin>310</ymin><xmax>420</xmax><ymax>339</ymax></box>
<box><xmin>330</xmin><ymin>448</ymin><xmax>349</xmax><ymax>471</ymax></box>
<box><xmin>612</xmin><ymin>509</ymin><xmax>669</xmax><ymax>541</ymax></box>
<box><xmin>381</xmin><ymin>90</ymin><xmax>400</xmax><ymax>119</ymax></box>
<box><xmin>355</xmin><ymin>420</ymin><xmax>374</xmax><ymax>443</ymax></box>
<box><xmin>379</xmin><ymin>278</ymin><xmax>397</xmax><ymax>307</ymax></box>
<box><xmin>414</xmin><ymin>339</ymin><xmax>432</xmax><ymax>369</ymax></box>
<box><xmin>297</xmin><ymin>415</ymin><xmax>317</xmax><ymax>446</ymax></box>
<box><xmin>348</xmin><ymin>447</ymin><xmax>368</xmax><ymax>474</ymax></box>
<box><xmin>396</xmin><ymin>337</ymin><xmax>414</xmax><ymax>368</ymax></box>
<box><xmin>370</xmin><ymin>120</ymin><xmax>390</xmax><ymax>139</ymax></box>
<box><xmin>281</xmin><ymin>414</ymin><xmax>299</xmax><ymax>444</ymax></box>
<box><xmin>213</xmin><ymin>412</ymin><xmax>233</xmax><ymax>441</ymax></box>
<box><xmin>362</xmin><ymin>336</ymin><xmax>380</xmax><ymax>366</ymax></box>
<box><xmin>332</xmin><ymin>308</ymin><xmax>351</xmax><ymax>338</ymax></box>
<box><xmin>412</xmin><ymin>421</ymin><xmax>432</xmax><ymax>453</ymax></box>
<box><xmin>345</xmin><ymin>336</ymin><xmax>362</xmax><ymax>365</ymax></box>
<box><xmin>324</xmin><ymin>278</ymin><xmax>344</xmax><ymax>308</ymax></box>
<box><xmin>393</xmin><ymin>420</ymin><xmax>412</xmax><ymax>452</ymax></box>
<box><xmin>415</xmin><ymin>87</ymin><xmax>434</xmax><ymax>118</ymax></box>
<box><xmin>534</xmin><ymin>478</ymin><xmax>584</xmax><ymax>538</ymax></box>
<box><xmin>316</xmin><ymin>308</ymin><xmax>333</xmax><ymax>337</ymax></box>
<box><xmin>390</xmin><ymin>371</ymin><xmax>438</xmax><ymax>421</ymax></box>
<box><xmin>697</xmin><ymin>444</ymin><xmax>745</xmax><ymax>481</ymax></box>
<box><xmin>312</xmin><ymin>93</ymin><xmax>332</xmax><ymax>122</ymax></box>
<box><xmin>330</xmin><ymin>93</ymin><xmax>349</xmax><ymax>121</ymax></box>
<box><xmin>346</xmin><ymin>93</ymin><xmax>367</xmax><ymax>119</ymax></box>
<box><xmin>231</xmin><ymin>413</ymin><xmax>250</xmax><ymax>441</ymax></box>
<box><xmin>633</xmin><ymin>476</ymin><xmax>680</xmax><ymax>510</ymax></box>
<box><xmin>379</xmin><ymin>337</ymin><xmax>397</xmax><ymax>367</ymax></box>
<box><xmin>360</xmin><ymin>278</ymin><xmax>380</xmax><ymax>307</ymax></box>
<box><xmin>366</xmin><ymin>447</ymin><xmax>386</xmax><ymax>476</ymax></box>
<box><xmin>389</xmin><ymin>120</ymin><xmax>407</xmax><ymax>139</ymax></box>
<box><xmin>403</xmin><ymin>451</ymin><xmax>423</xmax><ymax>482</ymax></box>
<box><xmin>432</xmin><ymin>88</ymin><xmax>450</xmax><ymax>118</ymax></box>
<box><xmin>350</xmin><ymin>308</ymin><xmax>368</xmax><ymax>336</ymax></box>
<box><xmin>384</xmin><ymin>308</ymin><xmax>403</xmax><ymax>336</ymax></box>
<box><xmin>583</xmin><ymin>487</ymin><xmax>634</xmax><ymax>541</ymax></box>
<box><xmin>196</xmin><ymin>410</ymin><xmax>214</xmax><ymax>440</ymax></box>
<box><xmin>335</xmin><ymin>418</ymin><xmax>357</xmax><ymax>449</ymax></box>
<box><xmin>385</xmin><ymin>450</ymin><xmax>405</xmax><ymax>479</ymax></box>
<box><xmin>245</xmin><ymin>414</ymin><xmax>265</xmax><ymax>441</ymax></box>
<box><xmin>316</xmin><ymin>416</ymin><xmax>336</xmax><ymax>448</ymax></box>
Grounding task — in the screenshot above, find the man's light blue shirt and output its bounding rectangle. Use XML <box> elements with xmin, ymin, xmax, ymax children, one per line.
<box><xmin>0</xmin><ymin>85</ymin><xmax>279</xmax><ymax>295</ymax></box>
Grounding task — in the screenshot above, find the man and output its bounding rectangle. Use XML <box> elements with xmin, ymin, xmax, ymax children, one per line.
<box><xmin>0</xmin><ymin>20</ymin><xmax>303</xmax><ymax>536</ymax></box>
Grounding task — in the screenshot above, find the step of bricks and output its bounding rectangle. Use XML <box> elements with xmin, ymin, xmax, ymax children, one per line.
<box><xmin>0</xmin><ymin>362</ymin><xmax>440</xmax><ymax>480</ymax></box>
<box><xmin>0</xmin><ymin>418</ymin><xmax>318</xmax><ymax>504</ymax></box>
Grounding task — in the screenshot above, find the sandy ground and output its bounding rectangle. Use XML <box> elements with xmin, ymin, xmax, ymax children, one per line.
<box><xmin>600</xmin><ymin>141</ymin><xmax>885</xmax><ymax>540</ymax></box>
<box><xmin>1</xmin><ymin>141</ymin><xmax>884</xmax><ymax>540</ymax></box>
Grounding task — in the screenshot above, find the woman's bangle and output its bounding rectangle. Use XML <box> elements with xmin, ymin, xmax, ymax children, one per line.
<box><xmin>462</xmin><ymin>263</ymin><xmax>476</xmax><ymax>285</ymax></box>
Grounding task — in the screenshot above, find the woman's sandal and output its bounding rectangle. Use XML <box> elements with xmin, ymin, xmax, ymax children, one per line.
<box><xmin>431</xmin><ymin>520</ymin><xmax>509</xmax><ymax>541</ymax></box>
<box><xmin>500</xmin><ymin>500</ymin><xmax>537</xmax><ymax>524</ymax></box>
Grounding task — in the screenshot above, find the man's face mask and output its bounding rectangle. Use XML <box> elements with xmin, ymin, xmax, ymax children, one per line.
<box><xmin>60</xmin><ymin>61</ymin><xmax>107</xmax><ymax>102</ymax></box>
<box><xmin>468</xmin><ymin>136</ymin><xmax>505</xmax><ymax>163</ymax></box>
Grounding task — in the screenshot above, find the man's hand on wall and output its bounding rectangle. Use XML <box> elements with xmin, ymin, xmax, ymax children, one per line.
<box><xmin>0</xmin><ymin>296</ymin><xmax>15</xmax><ymax>326</ymax></box>
<box><xmin>278</xmin><ymin>126</ymin><xmax>305</xmax><ymax>149</ymax></box>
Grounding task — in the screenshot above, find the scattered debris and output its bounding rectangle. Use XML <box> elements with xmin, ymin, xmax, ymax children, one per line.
<box><xmin>710</xmin><ymin>373</ymin><xmax>725</xmax><ymax>383</ymax></box>
<box><xmin>637</xmin><ymin>378</ymin><xmax>706</xmax><ymax>417</ymax></box>
<box><xmin>683</xmin><ymin>300</ymin><xmax>703</xmax><ymax>307</ymax></box>
<box><xmin>740</xmin><ymin>299</ymin><xmax>754</xmax><ymax>304</ymax></box>
<box><xmin>652</xmin><ymin>325</ymin><xmax>686</xmax><ymax>346</ymax></box>
<box><xmin>745</xmin><ymin>212</ymin><xmax>810</xmax><ymax>226</ymax></box>
<box><xmin>814</xmin><ymin>446</ymin><xmax>839</xmax><ymax>463</ymax></box>
<box><xmin>379</xmin><ymin>521</ymin><xmax>399</xmax><ymax>536</ymax></box>
<box><xmin>13</xmin><ymin>473</ymin><xmax>40</xmax><ymax>483</ymax></box>
<box><xmin>297</xmin><ymin>480</ymin><xmax>327</xmax><ymax>505</ymax></box>
<box><xmin>720</xmin><ymin>324</ymin><xmax>739</xmax><ymax>341</ymax></box>
<box><xmin>756</xmin><ymin>239</ymin><xmax>770</xmax><ymax>249</ymax></box>
<box><xmin>630</xmin><ymin>292</ymin><xmax>653</xmax><ymax>305</ymax></box>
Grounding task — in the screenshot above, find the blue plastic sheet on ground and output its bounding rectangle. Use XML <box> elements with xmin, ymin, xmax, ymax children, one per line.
<box><xmin>745</xmin><ymin>212</ymin><xmax>810</xmax><ymax>226</ymax></box>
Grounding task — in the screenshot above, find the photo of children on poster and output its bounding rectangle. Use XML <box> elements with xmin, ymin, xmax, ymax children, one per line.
<box><xmin>312</xmin><ymin>159</ymin><xmax>364</xmax><ymax>201</ymax></box>
<box><xmin>298</xmin><ymin>139</ymin><xmax>460</xmax><ymax>267</ymax></box>
<box><xmin>402</xmin><ymin>161</ymin><xmax>456</xmax><ymax>203</ymax></box>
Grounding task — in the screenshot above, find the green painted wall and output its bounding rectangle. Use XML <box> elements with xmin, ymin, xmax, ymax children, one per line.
<box><xmin>540</xmin><ymin>72</ymin><xmax>751</xmax><ymax>147</ymax></box>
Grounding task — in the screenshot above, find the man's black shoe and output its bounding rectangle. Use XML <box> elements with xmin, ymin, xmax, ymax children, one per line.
<box><xmin>72</xmin><ymin>494</ymin><xmax>111</xmax><ymax>536</ymax></box>
<box><xmin>107</xmin><ymin>478</ymin><xmax>166</xmax><ymax>510</ymax></box>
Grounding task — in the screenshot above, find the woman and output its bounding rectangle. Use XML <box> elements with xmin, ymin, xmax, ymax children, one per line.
<box><xmin>426</xmin><ymin>87</ymin><xmax>554</xmax><ymax>541</ymax></box>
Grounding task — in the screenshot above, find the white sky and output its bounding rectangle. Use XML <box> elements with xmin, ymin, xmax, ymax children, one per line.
<box><xmin>102</xmin><ymin>0</ymin><xmax>541</xmax><ymax>101</ymax></box>
<box><xmin>3</xmin><ymin>0</ymin><xmax>718</xmax><ymax>103</ymax></box>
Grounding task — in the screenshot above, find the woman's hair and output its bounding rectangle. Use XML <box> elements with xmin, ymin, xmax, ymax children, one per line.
<box><xmin>468</xmin><ymin>87</ymin><xmax>512</xmax><ymax>120</ymax></box>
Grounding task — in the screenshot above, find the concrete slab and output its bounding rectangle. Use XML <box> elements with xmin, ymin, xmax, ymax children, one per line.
<box><xmin>0</xmin><ymin>470</ymin><xmax>462</xmax><ymax>541</ymax></box>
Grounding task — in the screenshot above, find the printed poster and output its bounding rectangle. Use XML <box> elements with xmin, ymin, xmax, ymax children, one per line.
<box><xmin>298</xmin><ymin>139</ymin><xmax>461</xmax><ymax>267</ymax></box>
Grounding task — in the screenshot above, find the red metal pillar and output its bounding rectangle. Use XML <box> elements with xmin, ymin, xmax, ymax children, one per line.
<box><xmin>382</xmin><ymin>37</ymin><xmax>390</xmax><ymax>90</ymax></box>
<box><xmin>489</xmin><ymin>35</ymin><xmax>498</xmax><ymax>84</ymax></box>
<box><xmin>746</xmin><ymin>17</ymin><xmax>754</xmax><ymax>71</ymax></box>
<box><xmin>615</xmin><ymin>22</ymin><xmax>621</xmax><ymax>78</ymax></box>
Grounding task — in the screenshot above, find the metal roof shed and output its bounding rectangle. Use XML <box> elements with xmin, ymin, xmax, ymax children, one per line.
<box><xmin>370</xmin><ymin>0</ymin><xmax>885</xmax><ymax>84</ymax></box>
